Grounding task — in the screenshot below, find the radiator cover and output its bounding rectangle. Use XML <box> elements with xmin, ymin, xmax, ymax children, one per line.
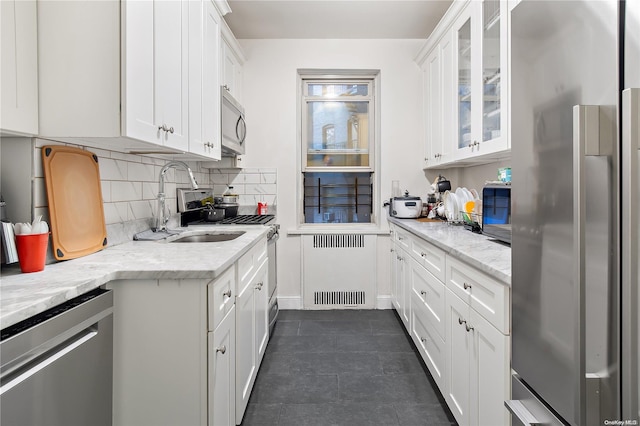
<box><xmin>302</xmin><ymin>234</ymin><xmax>376</xmax><ymax>309</ymax></box>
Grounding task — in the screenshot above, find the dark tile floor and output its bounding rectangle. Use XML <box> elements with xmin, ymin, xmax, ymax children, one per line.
<box><xmin>240</xmin><ymin>309</ymin><xmax>457</xmax><ymax>426</ymax></box>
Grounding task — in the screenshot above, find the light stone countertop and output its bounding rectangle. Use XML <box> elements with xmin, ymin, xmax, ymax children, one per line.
<box><xmin>388</xmin><ymin>217</ymin><xmax>511</xmax><ymax>285</ymax></box>
<box><xmin>0</xmin><ymin>226</ymin><xmax>269</xmax><ymax>329</ymax></box>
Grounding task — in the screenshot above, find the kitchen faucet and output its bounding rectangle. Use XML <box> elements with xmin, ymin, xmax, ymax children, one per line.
<box><xmin>155</xmin><ymin>161</ymin><xmax>198</xmax><ymax>232</ymax></box>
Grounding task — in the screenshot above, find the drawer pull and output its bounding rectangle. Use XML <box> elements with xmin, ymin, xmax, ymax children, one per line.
<box><xmin>458</xmin><ymin>317</ymin><xmax>466</xmax><ymax>325</ymax></box>
<box><xmin>420</xmin><ymin>337</ymin><xmax>427</xmax><ymax>343</ymax></box>
<box><xmin>465</xmin><ymin>323</ymin><xmax>474</xmax><ymax>332</ymax></box>
<box><xmin>420</xmin><ymin>290</ymin><xmax>427</xmax><ymax>296</ymax></box>
<box><xmin>223</xmin><ymin>290</ymin><xmax>232</xmax><ymax>298</ymax></box>
<box><xmin>255</xmin><ymin>282</ymin><xmax>263</xmax><ymax>290</ymax></box>
<box><xmin>420</xmin><ymin>252</ymin><xmax>427</xmax><ymax>257</ymax></box>
<box><xmin>463</xmin><ymin>282</ymin><xmax>472</xmax><ymax>290</ymax></box>
<box><xmin>216</xmin><ymin>345</ymin><xmax>227</xmax><ymax>354</ymax></box>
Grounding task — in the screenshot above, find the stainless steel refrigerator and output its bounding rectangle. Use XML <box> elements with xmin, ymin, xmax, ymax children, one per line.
<box><xmin>507</xmin><ymin>0</ymin><xmax>639</xmax><ymax>425</ymax></box>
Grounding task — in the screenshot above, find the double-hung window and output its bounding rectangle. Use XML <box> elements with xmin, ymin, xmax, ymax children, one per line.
<box><xmin>300</xmin><ymin>74</ymin><xmax>376</xmax><ymax>224</ymax></box>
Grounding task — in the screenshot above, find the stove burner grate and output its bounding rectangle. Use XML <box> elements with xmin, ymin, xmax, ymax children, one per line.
<box><xmin>218</xmin><ymin>215</ymin><xmax>275</xmax><ymax>225</ymax></box>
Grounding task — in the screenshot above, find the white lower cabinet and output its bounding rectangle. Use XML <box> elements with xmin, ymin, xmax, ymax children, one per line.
<box><xmin>109</xmin><ymin>237</ymin><xmax>269</xmax><ymax>426</ymax></box>
<box><xmin>236</xmin><ymin>256</ymin><xmax>269</xmax><ymax>424</ymax></box>
<box><xmin>445</xmin><ymin>288</ymin><xmax>510</xmax><ymax>426</ymax></box>
<box><xmin>389</xmin><ymin>225</ymin><xmax>511</xmax><ymax>426</ymax></box>
<box><xmin>209</xmin><ymin>305</ymin><xmax>236</xmax><ymax>426</ymax></box>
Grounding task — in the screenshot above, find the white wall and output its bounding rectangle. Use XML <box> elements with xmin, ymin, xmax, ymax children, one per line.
<box><xmin>238</xmin><ymin>39</ymin><xmax>426</xmax><ymax>306</ymax></box>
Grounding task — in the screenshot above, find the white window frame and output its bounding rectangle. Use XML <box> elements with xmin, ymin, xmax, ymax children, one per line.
<box><xmin>295</xmin><ymin>69</ymin><xmax>382</xmax><ymax>232</ymax></box>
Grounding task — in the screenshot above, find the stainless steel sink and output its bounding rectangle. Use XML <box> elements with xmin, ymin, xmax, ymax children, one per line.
<box><xmin>169</xmin><ymin>231</ymin><xmax>245</xmax><ymax>243</ymax></box>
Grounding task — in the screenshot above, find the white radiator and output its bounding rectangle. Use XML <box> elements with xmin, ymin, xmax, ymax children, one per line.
<box><xmin>302</xmin><ymin>234</ymin><xmax>377</xmax><ymax>309</ymax></box>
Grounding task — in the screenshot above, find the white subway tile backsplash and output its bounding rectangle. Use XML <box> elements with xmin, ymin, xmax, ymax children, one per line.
<box><xmin>245</xmin><ymin>183</ymin><xmax>277</xmax><ymax>195</ymax></box>
<box><xmin>27</xmin><ymin>139</ymin><xmax>277</xmax><ymax>246</ymax></box>
<box><xmin>111</xmin><ymin>181</ymin><xmax>142</xmax><ymax>202</ymax></box>
<box><xmin>128</xmin><ymin>162</ymin><xmax>156</xmax><ymax>182</ymax></box>
<box><xmin>101</xmin><ymin>181</ymin><xmax>111</xmax><ymax>203</ymax></box>
<box><xmin>129</xmin><ymin>200</ymin><xmax>154</xmax><ymax>221</ymax></box>
<box><xmin>142</xmin><ymin>182</ymin><xmax>158</xmax><ymax>200</ymax></box>
<box><xmin>99</xmin><ymin>158</ymin><xmax>128</xmax><ymax>181</ymax></box>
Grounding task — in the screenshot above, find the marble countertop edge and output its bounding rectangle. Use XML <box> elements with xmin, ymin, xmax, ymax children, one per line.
<box><xmin>388</xmin><ymin>217</ymin><xmax>511</xmax><ymax>285</ymax></box>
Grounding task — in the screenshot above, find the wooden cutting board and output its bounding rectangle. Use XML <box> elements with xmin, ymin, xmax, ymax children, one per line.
<box><xmin>42</xmin><ymin>145</ymin><xmax>107</xmax><ymax>260</ymax></box>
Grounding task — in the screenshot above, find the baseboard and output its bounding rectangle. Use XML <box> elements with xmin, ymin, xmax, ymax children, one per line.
<box><xmin>376</xmin><ymin>295</ymin><xmax>393</xmax><ymax>310</ymax></box>
<box><xmin>277</xmin><ymin>296</ymin><xmax>302</xmax><ymax>310</ymax></box>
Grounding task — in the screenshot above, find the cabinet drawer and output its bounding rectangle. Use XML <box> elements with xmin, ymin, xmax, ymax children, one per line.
<box><xmin>394</xmin><ymin>227</ymin><xmax>412</xmax><ymax>251</ymax></box>
<box><xmin>446</xmin><ymin>257</ymin><xmax>510</xmax><ymax>334</ymax></box>
<box><xmin>411</xmin><ymin>236</ymin><xmax>446</xmax><ymax>282</ymax></box>
<box><xmin>410</xmin><ymin>257</ymin><xmax>446</xmax><ymax>340</ymax></box>
<box><xmin>208</xmin><ymin>266</ymin><xmax>236</xmax><ymax>331</ymax></box>
<box><xmin>411</xmin><ymin>292</ymin><xmax>446</xmax><ymax>392</ymax></box>
<box><xmin>237</xmin><ymin>238</ymin><xmax>267</xmax><ymax>292</ymax></box>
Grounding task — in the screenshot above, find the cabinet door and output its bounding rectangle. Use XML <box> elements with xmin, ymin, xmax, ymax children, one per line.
<box><xmin>188</xmin><ymin>0</ymin><xmax>221</xmax><ymax>160</ymax></box>
<box><xmin>439</xmin><ymin>33</ymin><xmax>455</xmax><ymax>164</ymax></box>
<box><xmin>221</xmin><ymin>39</ymin><xmax>242</xmax><ymax>99</ymax></box>
<box><xmin>469</xmin><ymin>309</ymin><xmax>510</xmax><ymax>426</ymax></box>
<box><xmin>209</xmin><ymin>307</ymin><xmax>236</xmax><ymax>426</ymax></box>
<box><xmin>396</xmin><ymin>248</ymin><xmax>410</xmax><ymax>329</ymax></box>
<box><xmin>1</xmin><ymin>0</ymin><xmax>38</xmax><ymax>135</ymax></box>
<box><xmin>411</xmin><ymin>292</ymin><xmax>446</xmax><ymax>392</ymax></box>
<box><xmin>423</xmin><ymin>48</ymin><xmax>441</xmax><ymax>168</ymax></box>
<box><xmin>123</xmin><ymin>0</ymin><xmax>189</xmax><ymax>150</ymax></box>
<box><xmin>453</xmin><ymin>5</ymin><xmax>475</xmax><ymax>161</ymax></box>
<box><xmin>477</xmin><ymin>0</ymin><xmax>509</xmax><ymax>153</ymax></box>
<box><xmin>445</xmin><ymin>289</ymin><xmax>471</xmax><ymax>426</ymax></box>
<box><xmin>254</xmin><ymin>260</ymin><xmax>269</xmax><ymax>367</ymax></box>
<box><xmin>235</xmin><ymin>276</ymin><xmax>255</xmax><ymax>423</ymax></box>
<box><xmin>390</xmin><ymin>243</ymin><xmax>399</xmax><ymax>311</ymax></box>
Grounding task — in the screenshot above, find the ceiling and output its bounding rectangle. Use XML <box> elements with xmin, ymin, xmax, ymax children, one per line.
<box><xmin>224</xmin><ymin>1</ymin><xmax>453</xmax><ymax>39</ymax></box>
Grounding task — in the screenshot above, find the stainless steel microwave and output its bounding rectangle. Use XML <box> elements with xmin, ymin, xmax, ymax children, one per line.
<box><xmin>221</xmin><ymin>89</ymin><xmax>246</xmax><ymax>156</ymax></box>
<box><xmin>482</xmin><ymin>183</ymin><xmax>511</xmax><ymax>244</ymax></box>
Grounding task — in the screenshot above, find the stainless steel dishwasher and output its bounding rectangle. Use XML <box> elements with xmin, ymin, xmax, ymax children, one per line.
<box><xmin>1</xmin><ymin>288</ymin><xmax>113</xmax><ymax>426</ymax></box>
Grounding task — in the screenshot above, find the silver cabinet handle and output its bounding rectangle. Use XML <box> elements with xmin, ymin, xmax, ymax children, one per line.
<box><xmin>420</xmin><ymin>337</ymin><xmax>427</xmax><ymax>343</ymax></box>
<box><xmin>223</xmin><ymin>290</ymin><xmax>232</xmax><ymax>298</ymax></box>
<box><xmin>390</xmin><ymin>248</ymin><xmax>394</xmax><ymax>253</ymax></box>
<box><xmin>223</xmin><ymin>84</ymin><xmax>230</xmax><ymax>91</ymax></box>
<box><xmin>458</xmin><ymin>317</ymin><xmax>466</xmax><ymax>325</ymax></box>
<box><xmin>465</xmin><ymin>323</ymin><xmax>474</xmax><ymax>332</ymax></box>
<box><xmin>216</xmin><ymin>345</ymin><xmax>226</xmax><ymax>354</ymax></box>
<box><xmin>420</xmin><ymin>252</ymin><xmax>426</xmax><ymax>257</ymax></box>
<box><xmin>504</xmin><ymin>400</ymin><xmax>545</xmax><ymax>426</ymax></box>
<box><xmin>205</xmin><ymin>142</ymin><xmax>214</xmax><ymax>148</ymax></box>
<box><xmin>157</xmin><ymin>124</ymin><xmax>174</xmax><ymax>134</ymax></box>
<box><xmin>420</xmin><ymin>290</ymin><xmax>427</xmax><ymax>296</ymax></box>
<box><xmin>255</xmin><ymin>282</ymin><xmax>263</xmax><ymax>290</ymax></box>
<box><xmin>463</xmin><ymin>282</ymin><xmax>471</xmax><ymax>290</ymax></box>
<box><xmin>621</xmin><ymin>88</ymin><xmax>640</xmax><ymax>417</ymax></box>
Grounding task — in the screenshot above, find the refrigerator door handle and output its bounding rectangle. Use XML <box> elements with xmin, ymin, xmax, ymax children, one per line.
<box><xmin>621</xmin><ymin>88</ymin><xmax>640</xmax><ymax>420</ymax></box>
<box><xmin>572</xmin><ymin>105</ymin><xmax>614</xmax><ymax>424</ymax></box>
<box><xmin>504</xmin><ymin>400</ymin><xmax>545</xmax><ymax>426</ymax></box>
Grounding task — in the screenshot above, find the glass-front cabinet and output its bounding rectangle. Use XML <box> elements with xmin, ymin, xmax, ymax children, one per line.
<box><xmin>454</xmin><ymin>0</ymin><xmax>509</xmax><ymax>161</ymax></box>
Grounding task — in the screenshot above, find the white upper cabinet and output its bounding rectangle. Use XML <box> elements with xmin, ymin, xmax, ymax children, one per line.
<box><xmin>189</xmin><ymin>0</ymin><xmax>222</xmax><ymax>160</ymax></box>
<box><xmin>418</xmin><ymin>0</ymin><xmax>510</xmax><ymax>169</ymax></box>
<box><xmin>454</xmin><ymin>0</ymin><xmax>509</xmax><ymax>161</ymax></box>
<box><xmin>36</xmin><ymin>0</ymin><xmax>239</xmax><ymax>160</ymax></box>
<box><xmin>123</xmin><ymin>0</ymin><xmax>190</xmax><ymax>151</ymax></box>
<box><xmin>220</xmin><ymin>21</ymin><xmax>245</xmax><ymax>103</ymax></box>
<box><xmin>1</xmin><ymin>0</ymin><xmax>38</xmax><ymax>136</ymax></box>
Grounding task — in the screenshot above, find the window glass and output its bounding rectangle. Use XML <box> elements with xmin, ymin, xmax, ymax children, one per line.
<box><xmin>306</xmin><ymin>101</ymin><xmax>369</xmax><ymax>167</ymax></box>
<box><xmin>303</xmin><ymin>172</ymin><xmax>372</xmax><ymax>224</ymax></box>
<box><xmin>301</xmin><ymin>76</ymin><xmax>375</xmax><ymax>225</ymax></box>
